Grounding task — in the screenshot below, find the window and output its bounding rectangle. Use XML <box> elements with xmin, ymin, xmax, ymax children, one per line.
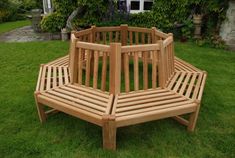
<box><xmin>131</xmin><ymin>1</ymin><xmax>140</xmax><ymax>10</ymax></box>
<box><xmin>144</xmin><ymin>1</ymin><xmax>153</xmax><ymax>10</ymax></box>
<box><xmin>120</xmin><ymin>0</ymin><xmax>153</xmax><ymax>13</ymax></box>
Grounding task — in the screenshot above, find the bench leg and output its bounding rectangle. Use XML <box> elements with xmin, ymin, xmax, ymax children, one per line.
<box><xmin>187</xmin><ymin>101</ymin><xmax>201</xmax><ymax>132</ymax></box>
<box><xmin>102</xmin><ymin>115</ymin><xmax>116</xmax><ymax>150</ymax></box>
<box><xmin>34</xmin><ymin>93</ymin><xmax>47</xmax><ymax>123</ymax></box>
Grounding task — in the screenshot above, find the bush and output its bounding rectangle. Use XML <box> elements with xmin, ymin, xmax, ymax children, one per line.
<box><xmin>40</xmin><ymin>13</ymin><xmax>66</xmax><ymax>32</ymax></box>
<box><xmin>0</xmin><ymin>0</ymin><xmax>18</xmax><ymax>23</ymax></box>
<box><xmin>40</xmin><ymin>0</ymin><xmax>77</xmax><ymax>32</ymax></box>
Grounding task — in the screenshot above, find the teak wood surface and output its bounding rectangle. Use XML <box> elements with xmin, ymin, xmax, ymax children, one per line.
<box><xmin>34</xmin><ymin>25</ymin><xmax>207</xmax><ymax>150</ymax></box>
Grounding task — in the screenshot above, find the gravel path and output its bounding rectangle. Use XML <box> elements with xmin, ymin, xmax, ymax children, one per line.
<box><xmin>0</xmin><ymin>26</ymin><xmax>50</xmax><ymax>42</ymax></box>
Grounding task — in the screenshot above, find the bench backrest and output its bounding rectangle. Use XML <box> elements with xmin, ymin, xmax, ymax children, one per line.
<box><xmin>69</xmin><ymin>25</ymin><xmax>175</xmax><ymax>95</ymax></box>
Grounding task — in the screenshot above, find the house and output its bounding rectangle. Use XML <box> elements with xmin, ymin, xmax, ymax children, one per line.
<box><xmin>119</xmin><ymin>0</ymin><xmax>153</xmax><ymax>13</ymax></box>
<box><xmin>42</xmin><ymin>0</ymin><xmax>53</xmax><ymax>14</ymax></box>
<box><xmin>42</xmin><ymin>0</ymin><xmax>153</xmax><ymax>15</ymax></box>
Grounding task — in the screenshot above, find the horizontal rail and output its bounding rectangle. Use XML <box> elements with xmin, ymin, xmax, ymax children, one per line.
<box><xmin>76</xmin><ymin>41</ymin><xmax>110</xmax><ymax>52</ymax></box>
<box><xmin>155</xmin><ymin>30</ymin><xmax>168</xmax><ymax>39</ymax></box>
<box><xmin>73</xmin><ymin>28</ymin><xmax>92</xmax><ymax>37</ymax></box>
<box><xmin>95</xmin><ymin>26</ymin><xmax>121</xmax><ymax>32</ymax></box>
<box><xmin>163</xmin><ymin>36</ymin><xmax>173</xmax><ymax>47</ymax></box>
<box><xmin>121</xmin><ymin>43</ymin><xmax>160</xmax><ymax>53</ymax></box>
<box><xmin>128</xmin><ymin>27</ymin><xmax>152</xmax><ymax>33</ymax></box>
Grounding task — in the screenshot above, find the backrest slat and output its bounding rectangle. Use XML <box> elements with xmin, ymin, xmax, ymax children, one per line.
<box><xmin>134</xmin><ymin>52</ymin><xmax>139</xmax><ymax>91</ymax></box>
<box><xmin>143</xmin><ymin>51</ymin><xmax>148</xmax><ymax>90</ymax></box>
<box><xmin>78</xmin><ymin>48</ymin><xmax>83</xmax><ymax>85</ymax></box>
<box><xmin>152</xmin><ymin>50</ymin><xmax>157</xmax><ymax>88</ymax></box>
<box><xmin>101</xmin><ymin>52</ymin><xmax>108</xmax><ymax>91</ymax></box>
<box><xmin>124</xmin><ymin>53</ymin><xmax>130</xmax><ymax>92</ymax></box>
<box><xmin>85</xmin><ymin>49</ymin><xmax>91</xmax><ymax>86</ymax></box>
<box><xmin>93</xmin><ymin>50</ymin><xmax>99</xmax><ymax>89</ymax></box>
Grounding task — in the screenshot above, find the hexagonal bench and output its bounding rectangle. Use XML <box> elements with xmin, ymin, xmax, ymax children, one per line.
<box><xmin>34</xmin><ymin>25</ymin><xmax>207</xmax><ymax>150</ymax></box>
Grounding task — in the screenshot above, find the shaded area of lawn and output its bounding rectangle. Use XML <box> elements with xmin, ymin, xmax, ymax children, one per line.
<box><xmin>0</xmin><ymin>41</ymin><xmax>234</xmax><ymax>158</ymax></box>
<box><xmin>0</xmin><ymin>20</ymin><xmax>30</xmax><ymax>35</ymax></box>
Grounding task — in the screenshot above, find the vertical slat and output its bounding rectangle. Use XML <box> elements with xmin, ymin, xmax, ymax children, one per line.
<box><xmin>158</xmin><ymin>40</ymin><xmax>166</xmax><ymax>88</ymax></box>
<box><xmin>124</xmin><ymin>53</ymin><xmax>130</xmax><ymax>92</ymax></box>
<box><xmin>78</xmin><ymin>48</ymin><xmax>83</xmax><ymax>84</ymax></box>
<box><xmin>101</xmin><ymin>52</ymin><xmax>108</xmax><ymax>91</ymax></box>
<box><xmin>141</xmin><ymin>33</ymin><xmax>145</xmax><ymax>44</ymax></box>
<box><xmin>53</xmin><ymin>66</ymin><xmax>57</xmax><ymax>88</ymax></box>
<box><xmin>58</xmin><ymin>66</ymin><xmax>63</xmax><ymax>86</ymax></box>
<box><xmin>115</xmin><ymin>31</ymin><xmax>119</xmax><ymax>42</ymax></box>
<box><xmin>134</xmin><ymin>51</ymin><xmax>139</xmax><ymax>91</ymax></box>
<box><xmin>165</xmin><ymin>47</ymin><xmax>169</xmax><ymax>80</ymax></box>
<box><xmin>135</xmin><ymin>32</ymin><xmax>139</xmax><ymax>44</ymax></box>
<box><xmin>46</xmin><ymin>66</ymin><xmax>51</xmax><ymax>90</ymax></box>
<box><xmin>152</xmin><ymin>50</ymin><xmax>157</xmax><ymax>88</ymax></box>
<box><xmin>109</xmin><ymin>43</ymin><xmax>121</xmax><ymax>95</ymax></box>
<box><xmin>93</xmin><ymin>50</ymin><xmax>99</xmax><ymax>89</ymax></box>
<box><xmin>143</xmin><ymin>51</ymin><xmax>148</xmax><ymax>90</ymax></box>
<box><xmin>109</xmin><ymin>32</ymin><xmax>113</xmax><ymax>43</ymax></box>
<box><xmin>85</xmin><ymin>49</ymin><xmax>91</xmax><ymax>86</ymax></box>
<box><xmin>64</xmin><ymin>67</ymin><xmax>69</xmax><ymax>84</ymax></box>
<box><xmin>103</xmin><ymin>32</ymin><xmax>106</xmax><ymax>44</ymax></box>
<box><xmin>148</xmin><ymin>34</ymin><xmax>151</xmax><ymax>44</ymax></box>
<box><xmin>129</xmin><ymin>31</ymin><xmax>133</xmax><ymax>45</ymax></box>
<box><xmin>167</xmin><ymin>44</ymin><xmax>172</xmax><ymax>76</ymax></box>
<box><xmin>96</xmin><ymin>32</ymin><xmax>100</xmax><ymax>43</ymax></box>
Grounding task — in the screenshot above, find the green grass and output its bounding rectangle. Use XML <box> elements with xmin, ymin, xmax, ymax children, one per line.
<box><xmin>0</xmin><ymin>20</ymin><xmax>30</xmax><ymax>35</ymax></box>
<box><xmin>0</xmin><ymin>41</ymin><xmax>234</xmax><ymax>158</ymax></box>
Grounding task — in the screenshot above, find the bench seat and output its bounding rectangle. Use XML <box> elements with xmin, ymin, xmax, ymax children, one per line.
<box><xmin>113</xmin><ymin>88</ymin><xmax>197</xmax><ymax>127</ymax></box>
<box><xmin>35</xmin><ymin>84</ymin><xmax>113</xmax><ymax>126</ymax></box>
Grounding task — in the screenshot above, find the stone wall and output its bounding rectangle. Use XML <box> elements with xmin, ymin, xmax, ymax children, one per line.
<box><xmin>220</xmin><ymin>0</ymin><xmax>235</xmax><ymax>50</ymax></box>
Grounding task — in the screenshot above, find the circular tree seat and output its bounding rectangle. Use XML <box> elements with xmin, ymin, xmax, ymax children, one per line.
<box><xmin>34</xmin><ymin>25</ymin><xmax>207</xmax><ymax>150</ymax></box>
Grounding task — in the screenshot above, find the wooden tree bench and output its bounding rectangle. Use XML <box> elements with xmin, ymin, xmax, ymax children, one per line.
<box><xmin>34</xmin><ymin>25</ymin><xmax>207</xmax><ymax>150</ymax></box>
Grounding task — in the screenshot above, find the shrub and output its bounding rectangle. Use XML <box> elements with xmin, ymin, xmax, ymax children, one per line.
<box><xmin>40</xmin><ymin>13</ymin><xmax>66</xmax><ymax>32</ymax></box>
<box><xmin>0</xmin><ymin>0</ymin><xmax>18</xmax><ymax>23</ymax></box>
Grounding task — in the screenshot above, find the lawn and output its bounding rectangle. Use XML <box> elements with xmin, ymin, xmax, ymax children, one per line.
<box><xmin>0</xmin><ymin>40</ymin><xmax>234</xmax><ymax>158</ymax></box>
<box><xmin>0</xmin><ymin>20</ymin><xmax>30</xmax><ymax>35</ymax></box>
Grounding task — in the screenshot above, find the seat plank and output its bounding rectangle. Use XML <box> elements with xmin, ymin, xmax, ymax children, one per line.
<box><xmin>116</xmin><ymin>100</ymin><xmax>194</xmax><ymax>117</ymax></box>
<box><xmin>118</xmin><ymin>90</ymin><xmax>173</xmax><ymax>103</ymax></box>
<box><xmin>116</xmin><ymin>103</ymin><xmax>197</xmax><ymax>127</ymax></box>
<box><xmin>53</xmin><ymin>88</ymin><xmax>107</xmax><ymax>107</ymax></box>
<box><xmin>41</xmin><ymin>93</ymin><xmax>104</xmax><ymax>116</ymax></box>
<box><xmin>116</xmin><ymin>97</ymin><xmax>188</xmax><ymax>113</ymax></box>
<box><xmin>46</xmin><ymin>90</ymin><xmax>106</xmax><ymax>112</ymax></box>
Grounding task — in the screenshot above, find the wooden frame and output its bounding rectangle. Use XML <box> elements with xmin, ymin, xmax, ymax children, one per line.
<box><xmin>34</xmin><ymin>25</ymin><xmax>207</xmax><ymax>151</ymax></box>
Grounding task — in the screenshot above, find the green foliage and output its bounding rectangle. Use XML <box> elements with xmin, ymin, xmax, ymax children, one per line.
<box><xmin>0</xmin><ymin>0</ymin><xmax>18</xmax><ymax>23</ymax></box>
<box><xmin>0</xmin><ymin>0</ymin><xmax>42</xmax><ymax>23</ymax></box>
<box><xmin>53</xmin><ymin>0</ymin><xmax>77</xmax><ymax>16</ymax></box>
<box><xmin>40</xmin><ymin>13</ymin><xmax>66</xmax><ymax>33</ymax></box>
<box><xmin>195</xmin><ymin>35</ymin><xmax>227</xmax><ymax>49</ymax></box>
<box><xmin>181</xmin><ymin>19</ymin><xmax>194</xmax><ymax>39</ymax></box>
<box><xmin>17</xmin><ymin>0</ymin><xmax>43</xmax><ymax>13</ymax></box>
<box><xmin>77</xmin><ymin>0</ymin><xmax>108</xmax><ymax>24</ymax></box>
<box><xmin>40</xmin><ymin>0</ymin><xmax>77</xmax><ymax>32</ymax></box>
